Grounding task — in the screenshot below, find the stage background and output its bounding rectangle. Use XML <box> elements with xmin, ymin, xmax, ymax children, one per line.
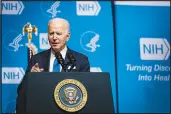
<box><xmin>1</xmin><ymin>1</ymin><xmax>170</xmax><ymax>113</ymax></box>
<box><xmin>2</xmin><ymin>1</ymin><xmax>116</xmax><ymax>113</ymax></box>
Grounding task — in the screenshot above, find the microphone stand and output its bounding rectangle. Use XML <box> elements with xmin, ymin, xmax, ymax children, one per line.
<box><xmin>55</xmin><ymin>51</ymin><xmax>76</xmax><ymax>72</ymax></box>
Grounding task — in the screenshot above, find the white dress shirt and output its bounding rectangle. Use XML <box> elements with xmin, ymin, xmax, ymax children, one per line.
<box><xmin>49</xmin><ymin>46</ymin><xmax>67</xmax><ymax>72</ymax></box>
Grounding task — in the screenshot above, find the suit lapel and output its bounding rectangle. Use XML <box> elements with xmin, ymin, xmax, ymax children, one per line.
<box><xmin>61</xmin><ymin>48</ymin><xmax>70</xmax><ymax>72</ymax></box>
<box><xmin>63</xmin><ymin>48</ymin><xmax>78</xmax><ymax>72</ymax></box>
<box><xmin>64</xmin><ymin>48</ymin><xmax>71</xmax><ymax>65</ymax></box>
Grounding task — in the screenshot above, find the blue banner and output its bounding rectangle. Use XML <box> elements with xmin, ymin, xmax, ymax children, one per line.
<box><xmin>115</xmin><ymin>1</ymin><xmax>170</xmax><ymax>113</ymax></box>
<box><xmin>1</xmin><ymin>1</ymin><xmax>116</xmax><ymax>113</ymax></box>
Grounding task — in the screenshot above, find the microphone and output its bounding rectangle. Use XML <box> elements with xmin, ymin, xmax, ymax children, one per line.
<box><xmin>67</xmin><ymin>53</ymin><xmax>76</xmax><ymax>72</ymax></box>
<box><xmin>55</xmin><ymin>52</ymin><xmax>67</xmax><ymax>72</ymax></box>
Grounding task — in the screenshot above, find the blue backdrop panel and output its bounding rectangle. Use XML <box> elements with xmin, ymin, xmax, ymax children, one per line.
<box><xmin>2</xmin><ymin>1</ymin><xmax>116</xmax><ymax>113</ymax></box>
<box><xmin>115</xmin><ymin>2</ymin><xmax>170</xmax><ymax>113</ymax></box>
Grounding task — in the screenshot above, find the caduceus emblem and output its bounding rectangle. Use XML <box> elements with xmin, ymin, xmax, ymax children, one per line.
<box><xmin>22</xmin><ymin>22</ymin><xmax>38</xmax><ymax>59</ymax></box>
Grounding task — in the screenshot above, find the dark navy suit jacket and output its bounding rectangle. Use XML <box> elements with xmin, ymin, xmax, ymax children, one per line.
<box><xmin>16</xmin><ymin>47</ymin><xmax>90</xmax><ymax>113</ymax></box>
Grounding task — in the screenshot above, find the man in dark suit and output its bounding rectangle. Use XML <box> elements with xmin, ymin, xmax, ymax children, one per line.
<box><xmin>16</xmin><ymin>18</ymin><xmax>90</xmax><ymax>113</ymax></box>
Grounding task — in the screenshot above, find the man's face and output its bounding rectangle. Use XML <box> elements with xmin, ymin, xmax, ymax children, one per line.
<box><xmin>48</xmin><ymin>22</ymin><xmax>70</xmax><ymax>52</ymax></box>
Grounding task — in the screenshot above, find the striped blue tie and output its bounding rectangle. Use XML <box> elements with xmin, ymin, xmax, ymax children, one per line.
<box><xmin>53</xmin><ymin>59</ymin><xmax>60</xmax><ymax>72</ymax></box>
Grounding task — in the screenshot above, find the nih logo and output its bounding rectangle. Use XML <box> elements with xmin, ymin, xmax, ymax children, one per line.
<box><xmin>76</xmin><ymin>1</ymin><xmax>101</xmax><ymax>16</ymax></box>
<box><xmin>2</xmin><ymin>1</ymin><xmax>24</xmax><ymax>15</ymax></box>
<box><xmin>39</xmin><ymin>33</ymin><xmax>50</xmax><ymax>50</ymax></box>
<box><xmin>140</xmin><ymin>38</ymin><xmax>170</xmax><ymax>60</ymax></box>
<box><xmin>2</xmin><ymin>67</ymin><xmax>25</xmax><ymax>84</ymax></box>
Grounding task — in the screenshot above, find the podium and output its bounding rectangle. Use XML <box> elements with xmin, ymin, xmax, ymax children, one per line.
<box><xmin>21</xmin><ymin>72</ymin><xmax>114</xmax><ymax>113</ymax></box>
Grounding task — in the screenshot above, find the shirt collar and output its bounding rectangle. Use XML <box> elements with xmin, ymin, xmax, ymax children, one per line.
<box><xmin>50</xmin><ymin>46</ymin><xmax>67</xmax><ymax>59</ymax></box>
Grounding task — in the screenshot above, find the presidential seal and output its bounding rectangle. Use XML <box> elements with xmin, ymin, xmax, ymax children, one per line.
<box><xmin>54</xmin><ymin>79</ymin><xmax>87</xmax><ymax>112</ymax></box>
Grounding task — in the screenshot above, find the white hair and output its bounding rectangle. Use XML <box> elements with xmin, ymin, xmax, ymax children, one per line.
<box><xmin>48</xmin><ymin>18</ymin><xmax>70</xmax><ymax>33</ymax></box>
